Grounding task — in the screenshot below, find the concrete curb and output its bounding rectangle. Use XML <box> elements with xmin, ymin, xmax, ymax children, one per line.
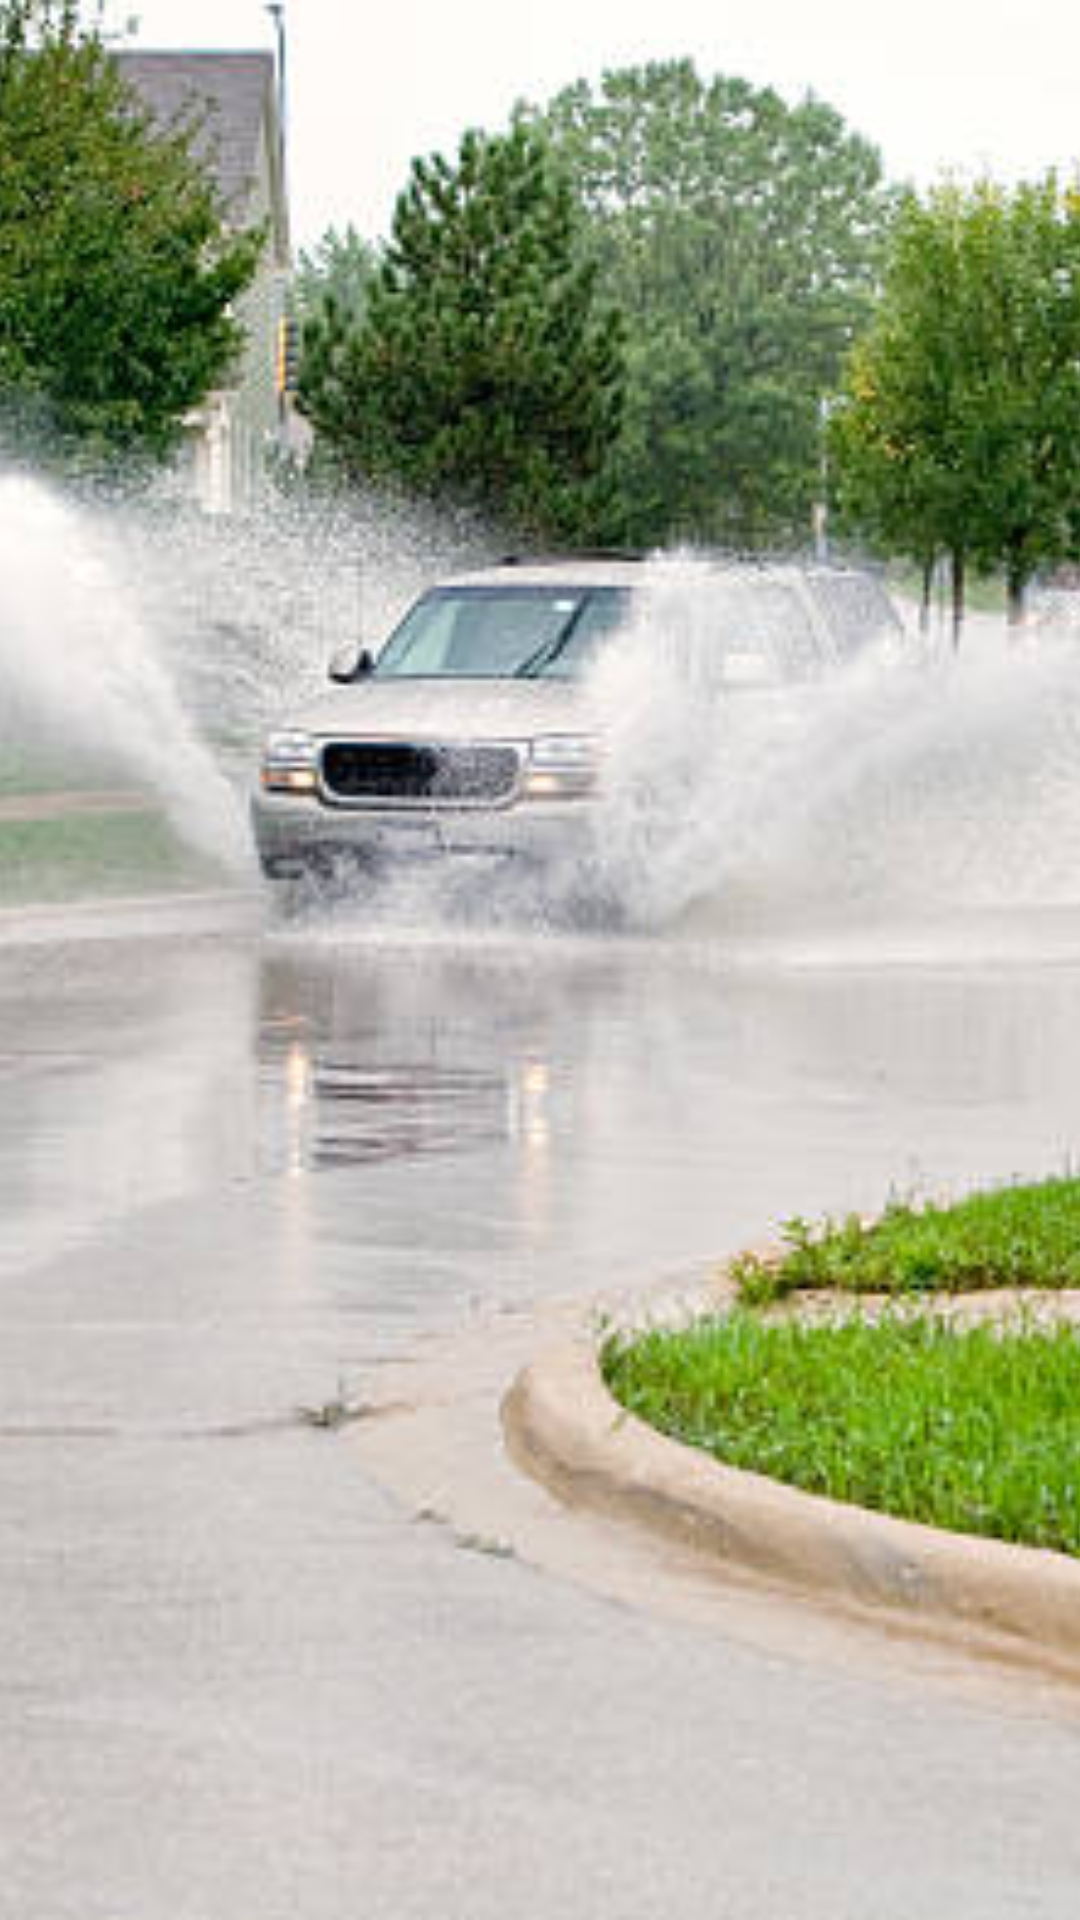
<box><xmin>501</xmin><ymin>1332</ymin><xmax>1080</xmax><ymax>1677</ymax></box>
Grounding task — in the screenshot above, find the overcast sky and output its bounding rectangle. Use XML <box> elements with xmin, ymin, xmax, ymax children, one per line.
<box><xmin>107</xmin><ymin>0</ymin><xmax>1080</xmax><ymax>251</ymax></box>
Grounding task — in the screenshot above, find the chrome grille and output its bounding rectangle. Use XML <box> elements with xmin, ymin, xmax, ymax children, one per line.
<box><xmin>320</xmin><ymin>740</ymin><xmax>520</xmax><ymax>806</ymax></box>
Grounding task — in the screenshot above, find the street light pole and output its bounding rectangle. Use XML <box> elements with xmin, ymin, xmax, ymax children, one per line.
<box><xmin>265</xmin><ymin>3</ymin><xmax>287</xmax><ymax>157</ymax></box>
<box><xmin>266</xmin><ymin>3</ymin><xmax>291</xmax><ymax>448</ymax></box>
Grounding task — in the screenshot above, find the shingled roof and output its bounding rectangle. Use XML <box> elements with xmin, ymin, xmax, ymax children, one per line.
<box><xmin>114</xmin><ymin>50</ymin><xmax>287</xmax><ymax>255</ymax></box>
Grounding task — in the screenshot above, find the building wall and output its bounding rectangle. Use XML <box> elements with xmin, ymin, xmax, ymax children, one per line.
<box><xmin>189</xmin><ymin>105</ymin><xmax>294</xmax><ymax>514</ymax></box>
<box><xmin>232</xmin><ymin>114</ymin><xmax>290</xmax><ymax>502</ymax></box>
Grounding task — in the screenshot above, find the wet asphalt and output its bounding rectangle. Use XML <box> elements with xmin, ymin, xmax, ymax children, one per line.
<box><xmin>3</xmin><ymin>897</ymin><xmax>1080</xmax><ymax>1918</ymax></box>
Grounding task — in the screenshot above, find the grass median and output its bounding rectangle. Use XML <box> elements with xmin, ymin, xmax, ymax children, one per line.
<box><xmin>0</xmin><ymin>809</ymin><xmax>225</xmax><ymax>903</ymax></box>
<box><xmin>601</xmin><ymin>1176</ymin><xmax>1080</xmax><ymax>1557</ymax></box>
<box><xmin>730</xmin><ymin>1176</ymin><xmax>1080</xmax><ymax>1303</ymax></box>
<box><xmin>0</xmin><ymin>751</ymin><xmax>106</xmax><ymax>800</ymax></box>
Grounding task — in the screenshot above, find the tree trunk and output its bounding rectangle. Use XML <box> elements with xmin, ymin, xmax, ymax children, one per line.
<box><xmin>1006</xmin><ymin>562</ymin><xmax>1027</xmax><ymax>632</ymax></box>
<box><xmin>950</xmin><ymin>550</ymin><xmax>965</xmax><ymax>648</ymax></box>
<box><xmin>919</xmin><ymin>554</ymin><xmax>934</xmax><ymax>636</ymax></box>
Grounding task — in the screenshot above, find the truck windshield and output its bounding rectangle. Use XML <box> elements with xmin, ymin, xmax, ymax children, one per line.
<box><xmin>373</xmin><ymin>586</ymin><xmax>631</xmax><ymax>680</ymax></box>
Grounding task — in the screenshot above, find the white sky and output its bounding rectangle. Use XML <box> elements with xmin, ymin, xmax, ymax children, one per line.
<box><xmin>105</xmin><ymin>0</ymin><xmax>1080</xmax><ymax>252</ymax></box>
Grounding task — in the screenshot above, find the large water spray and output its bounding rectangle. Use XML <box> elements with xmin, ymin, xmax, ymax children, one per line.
<box><xmin>4</xmin><ymin>470</ymin><xmax>1080</xmax><ymax>937</ymax></box>
<box><xmin>0</xmin><ymin>475</ymin><xmax>249</xmax><ymax>867</ymax></box>
<box><xmin>582</xmin><ymin>573</ymin><xmax>1080</xmax><ymax>933</ymax></box>
<box><xmin>0</xmin><ymin>473</ymin><xmax>493</xmax><ymax>880</ymax></box>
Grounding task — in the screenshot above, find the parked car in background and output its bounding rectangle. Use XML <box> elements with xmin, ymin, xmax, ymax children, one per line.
<box><xmin>250</xmin><ymin>553</ymin><xmax>901</xmax><ymax>899</ymax></box>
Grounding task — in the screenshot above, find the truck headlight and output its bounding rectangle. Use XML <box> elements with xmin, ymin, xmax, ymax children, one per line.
<box><xmin>523</xmin><ymin>733</ymin><xmax>600</xmax><ymax>799</ymax></box>
<box><xmin>261</xmin><ymin>729</ymin><xmax>318</xmax><ymax>794</ymax></box>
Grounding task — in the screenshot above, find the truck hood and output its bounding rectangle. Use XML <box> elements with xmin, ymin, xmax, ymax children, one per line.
<box><xmin>278</xmin><ymin>676</ymin><xmax>594</xmax><ymax>742</ymax></box>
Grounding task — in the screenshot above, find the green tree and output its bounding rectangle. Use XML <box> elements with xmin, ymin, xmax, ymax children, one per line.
<box><xmin>830</xmin><ymin>178</ymin><xmax>1080</xmax><ymax>632</ymax></box>
<box><xmin>296</xmin><ymin>223</ymin><xmax>379</xmax><ymax>326</ymax></box>
<box><xmin>296</xmin><ymin>123</ymin><xmax>626</xmax><ymax>544</ymax></box>
<box><xmin>0</xmin><ymin>0</ymin><xmax>263</xmax><ymax>474</ymax></box>
<box><xmin>525</xmin><ymin>60</ymin><xmax>895</xmax><ymax>548</ymax></box>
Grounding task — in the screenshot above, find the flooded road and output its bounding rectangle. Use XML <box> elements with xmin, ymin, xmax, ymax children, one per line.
<box><xmin>2</xmin><ymin>900</ymin><xmax>1080</xmax><ymax>1917</ymax></box>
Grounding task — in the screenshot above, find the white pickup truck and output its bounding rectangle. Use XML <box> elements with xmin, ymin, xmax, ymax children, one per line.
<box><xmin>250</xmin><ymin>553</ymin><xmax>900</xmax><ymax>899</ymax></box>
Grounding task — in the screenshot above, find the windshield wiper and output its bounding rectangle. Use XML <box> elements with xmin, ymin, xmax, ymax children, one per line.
<box><xmin>514</xmin><ymin>602</ymin><xmax>587</xmax><ymax>678</ymax></box>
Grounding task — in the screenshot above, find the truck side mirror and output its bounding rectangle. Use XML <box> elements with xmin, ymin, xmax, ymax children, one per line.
<box><xmin>328</xmin><ymin>647</ymin><xmax>374</xmax><ymax>684</ymax></box>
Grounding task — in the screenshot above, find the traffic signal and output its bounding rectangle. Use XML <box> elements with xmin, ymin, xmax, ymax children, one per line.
<box><xmin>276</xmin><ymin>314</ymin><xmax>300</xmax><ymax>394</ymax></box>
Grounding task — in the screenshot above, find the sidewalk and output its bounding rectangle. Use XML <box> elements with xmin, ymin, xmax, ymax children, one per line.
<box><xmin>0</xmin><ymin>789</ymin><xmax>152</xmax><ymax>824</ymax></box>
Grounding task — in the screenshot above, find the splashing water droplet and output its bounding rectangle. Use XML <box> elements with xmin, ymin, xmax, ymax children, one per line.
<box><xmin>0</xmin><ymin>475</ymin><xmax>249</xmax><ymax>868</ymax></box>
<box><xmin>587</xmin><ymin>583</ymin><xmax>1080</xmax><ymax>933</ymax></box>
<box><xmin>0</xmin><ymin>474</ymin><xmax>493</xmax><ymax>887</ymax></box>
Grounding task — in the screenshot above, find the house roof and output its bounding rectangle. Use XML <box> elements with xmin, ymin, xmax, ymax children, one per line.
<box><xmin>114</xmin><ymin>50</ymin><xmax>288</xmax><ymax>256</ymax></box>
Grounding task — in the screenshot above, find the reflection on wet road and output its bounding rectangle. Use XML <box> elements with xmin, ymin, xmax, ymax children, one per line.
<box><xmin>6</xmin><ymin>915</ymin><xmax>1080</xmax><ymax>1401</ymax></box>
<box><xmin>2</xmin><ymin>907</ymin><xmax>1080</xmax><ymax>1917</ymax></box>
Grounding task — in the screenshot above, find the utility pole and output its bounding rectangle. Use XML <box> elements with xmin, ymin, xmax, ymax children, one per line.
<box><xmin>266</xmin><ymin>4</ymin><xmax>292</xmax><ymax>447</ymax></box>
<box><xmin>265</xmin><ymin>3</ymin><xmax>287</xmax><ymax>165</ymax></box>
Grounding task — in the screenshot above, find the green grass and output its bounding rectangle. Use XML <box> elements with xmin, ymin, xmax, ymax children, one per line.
<box><xmin>602</xmin><ymin>1311</ymin><xmax>1080</xmax><ymax>1555</ymax></box>
<box><xmin>0</xmin><ymin>747</ymin><xmax>119</xmax><ymax>799</ymax></box>
<box><xmin>886</xmin><ymin>561</ymin><xmax>1007</xmax><ymax>616</ymax></box>
<box><xmin>731</xmin><ymin>1178</ymin><xmax>1080</xmax><ymax>1306</ymax></box>
<box><xmin>0</xmin><ymin>809</ymin><xmax>224</xmax><ymax>903</ymax></box>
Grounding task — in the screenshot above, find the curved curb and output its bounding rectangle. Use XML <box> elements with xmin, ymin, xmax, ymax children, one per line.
<box><xmin>502</xmin><ymin>1335</ymin><xmax>1080</xmax><ymax>1677</ymax></box>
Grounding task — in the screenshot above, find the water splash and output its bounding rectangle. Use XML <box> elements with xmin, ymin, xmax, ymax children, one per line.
<box><xmin>6</xmin><ymin>471</ymin><xmax>1080</xmax><ymax>942</ymax></box>
<box><xmin>262</xmin><ymin>557</ymin><xmax>1080</xmax><ymax>944</ymax></box>
<box><xmin>104</xmin><ymin>486</ymin><xmax>492</xmax><ymax>759</ymax></box>
<box><xmin>0</xmin><ymin>474</ymin><xmax>249</xmax><ymax>867</ymax></box>
<box><xmin>0</xmin><ymin>474</ymin><xmax>494</xmax><ymax>880</ymax></box>
<box><xmin>588</xmin><ymin>590</ymin><xmax>1080</xmax><ymax>932</ymax></box>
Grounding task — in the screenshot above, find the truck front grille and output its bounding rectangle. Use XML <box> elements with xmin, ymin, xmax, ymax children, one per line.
<box><xmin>320</xmin><ymin>740</ymin><xmax>520</xmax><ymax>807</ymax></box>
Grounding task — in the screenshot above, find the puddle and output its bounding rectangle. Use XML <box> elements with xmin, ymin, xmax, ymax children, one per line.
<box><xmin>311</xmin><ymin>1057</ymin><xmax>510</xmax><ymax>1166</ymax></box>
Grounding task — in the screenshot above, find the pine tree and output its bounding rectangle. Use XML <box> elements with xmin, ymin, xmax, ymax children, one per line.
<box><xmin>297</xmin><ymin>124</ymin><xmax>626</xmax><ymax>544</ymax></box>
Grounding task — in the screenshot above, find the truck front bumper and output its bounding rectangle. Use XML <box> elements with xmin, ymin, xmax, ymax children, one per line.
<box><xmin>250</xmin><ymin>791</ymin><xmax>598</xmax><ymax>881</ymax></box>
